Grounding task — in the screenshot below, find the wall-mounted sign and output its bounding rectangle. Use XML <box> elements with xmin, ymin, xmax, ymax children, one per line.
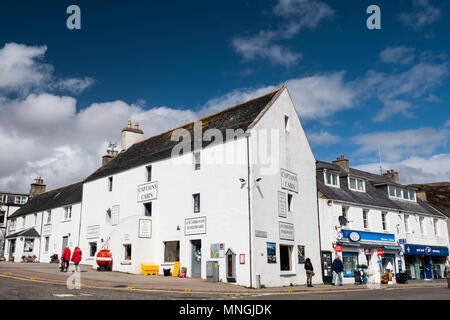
<box><xmin>279</xmin><ymin>222</ymin><xmax>294</xmax><ymax>241</ymax></box>
<box><xmin>210</xmin><ymin>243</ymin><xmax>225</xmax><ymax>258</ymax></box>
<box><xmin>137</xmin><ymin>181</ymin><xmax>158</xmax><ymax>203</ymax></box>
<box><xmin>341</xmin><ymin>229</ymin><xmax>395</xmax><ymax>243</ymax></box>
<box><xmin>348</xmin><ymin>231</ymin><xmax>361</xmax><ymax>242</ymax></box>
<box><xmin>297</xmin><ymin>245</ymin><xmax>305</xmax><ymax>264</ymax></box>
<box><xmin>267</xmin><ymin>243</ymin><xmax>276</xmax><ymax>263</ymax></box>
<box><xmin>138</xmin><ymin>219</ymin><xmax>152</xmax><ymax>238</ymax></box>
<box><xmin>404</xmin><ymin>245</ymin><xmax>448</xmax><ymax>256</ymax></box>
<box><xmin>111</xmin><ymin>205</ymin><xmax>120</xmax><ymax>226</ymax></box>
<box><xmin>255</xmin><ymin>230</ymin><xmax>268</xmax><ymax>238</ymax></box>
<box><xmin>335</xmin><ymin>245</ymin><xmax>343</xmax><ymax>252</ymax></box>
<box><xmin>239</xmin><ymin>254</ymin><xmax>245</xmax><ymax>264</ymax></box>
<box><xmin>86</xmin><ymin>225</ymin><xmax>100</xmax><ymax>239</ymax></box>
<box><xmin>398</xmin><ymin>238</ymin><xmax>407</xmax><ymax>245</ymax></box>
<box><xmin>280</xmin><ymin>169</ymin><xmax>298</xmax><ymax>193</ymax></box>
<box><xmin>278</xmin><ymin>191</ymin><xmax>287</xmax><ymax>218</ymax></box>
<box><xmin>377</xmin><ymin>249</ymin><xmax>384</xmax><ymax>256</ymax></box>
<box><xmin>185</xmin><ymin>217</ymin><xmax>206</xmax><ymax>236</ymax></box>
<box><xmin>42</xmin><ymin>224</ymin><xmax>52</xmax><ymax>236</ymax></box>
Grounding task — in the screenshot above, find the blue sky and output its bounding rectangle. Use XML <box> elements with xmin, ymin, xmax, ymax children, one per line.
<box><xmin>0</xmin><ymin>0</ymin><xmax>449</xmax><ymax>191</ymax></box>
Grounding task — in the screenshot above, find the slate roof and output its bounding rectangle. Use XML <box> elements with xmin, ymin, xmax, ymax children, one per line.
<box><xmin>316</xmin><ymin>161</ymin><xmax>445</xmax><ymax>218</ymax></box>
<box><xmin>6</xmin><ymin>227</ymin><xmax>40</xmax><ymax>239</ymax></box>
<box><xmin>85</xmin><ymin>87</ymin><xmax>283</xmax><ymax>183</ymax></box>
<box><xmin>9</xmin><ymin>182</ymin><xmax>83</xmax><ymax>218</ymax></box>
<box><xmin>408</xmin><ymin>183</ymin><xmax>450</xmax><ymax>218</ymax></box>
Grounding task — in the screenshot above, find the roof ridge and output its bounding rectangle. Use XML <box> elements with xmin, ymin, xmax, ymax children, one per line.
<box><xmin>26</xmin><ymin>181</ymin><xmax>83</xmax><ymax>200</ymax></box>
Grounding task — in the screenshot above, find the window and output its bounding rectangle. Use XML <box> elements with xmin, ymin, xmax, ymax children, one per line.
<box><xmin>0</xmin><ymin>211</ymin><xmax>4</xmax><ymax>224</ymax></box>
<box><xmin>433</xmin><ymin>219</ymin><xmax>439</xmax><ymax>236</ymax></box>
<box><xmin>164</xmin><ymin>241</ymin><xmax>180</xmax><ymax>262</ymax></box>
<box><xmin>108</xmin><ymin>177</ymin><xmax>113</xmax><ymax>192</ymax></box>
<box><xmin>349</xmin><ymin>177</ymin><xmax>365</xmax><ymax>192</ymax></box>
<box><xmin>194</xmin><ymin>152</ymin><xmax>201</xmax><ymax>171</ymax></box>
<box><xmin>279</xmin><ymin>245</ymin><xmax>293</xmax><ymax>271</ymax></box>
<box><xmin>34</xmin><ymin>213</ymin><xmax>37</xmax><ymax>226</ymax></box>
<box><xmin>404</xmin><ymin>215</ymin><xmax>410</xmax><ymax>233</ymax></box>
<box><xmin>343</xmin><ymin>252</ymin><xmax>358</xmax><ymax>277</ymax></box>
<box><xmin>193</xmin><ymin>194</ymin><xmax>200</xmax><ymax>213</ymax></box>
<box><xmin>46</xmin><ymin>210</ymin><xmax>52</xmax><ymax>224</ymax></box>
<box><xmin>64</xmin><ymin>206</ymin><xmax>72</xmax><ymax>220</ymax></box>
<box><xmin>144</xmin><ymin>202</ymin><xmax>152</xmax><ymax>217</ymax></box>
<box><xmin>287</xmin><ymin>194</ymin><xmax>293</xmax><ymax>212</ymax></box>
<box><xmin>22</xmin><ymin>216</ymin><xmax>26</xmax><ymax>227</ymax></box>
<box><xmin>382</xmin><ymin>212</ymin><xmax>387</xmax><ymax>231</ymax></box>
<box><xmin>342</xmin><ymin>206</ymin><xmax>348</xmax><ymax>226</ymax></box>
<box><xmin>1</xmin><ymin>194</ymin><xmax>7</xmax><ymax>203</ymax></box>
<box><xmin>124</xmin><ymin>244</ymin><xmax>132</xmax><ymax>260</ymax></box>
<box><xmin>9</xmin><ymin>219</ymin><xmax>16</xmax><ymax>231</ymax></box>
<box><xmin>419</xmin><ymin>217</ymin><xmax>425</xmax><ymax>235</ymax></box>
<box><xmin>44</xmin><ymin>237</ymin><xmax>49</xmax><ymax>253</ymax></box>
<box><xmin>389</xmin><ymin>186</ymin><xmax>416</xmax><ymax>202</ymax></box>
<box><xmin>363</xmin><ymin>209</ymin><xmax>369</xmax><ymax>229</ymax></box>
<box><xmin>89</xmin><ymin>242</ymin><xmax>97</xmax><ymax>257</ymax></box>
<box><xmin>146</xmin><ymin>166</ymin><xmax>152</xmax><ymax>182</ymax></box>
<box><xmin>23</xmin><ymin>238</ymin><xmax>34</xmax><ymax>252</ymax></box>
<box><xmin>284</xmin><ymin>115</ymin><xmax>290</xmax><ymax>132</ymax></box>
<box><xmin>325</xmin><ymin>171</ymin><xmax>339</xmax><ymax>187</ymax></box>
<box><xmin>409</xmin><ymin>190</ymin><xmax>416</xmax><ymax>201</ymax></box>
<box><xmin>14</xmin><ymin>196</ymin><xmax>27</xmax><ymax>205</ymax></box>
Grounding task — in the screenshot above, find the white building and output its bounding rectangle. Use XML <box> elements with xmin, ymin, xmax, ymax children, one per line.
<box><xmin>4</xmin><ymin>180</ymin><xmax>83</xmax><ymax>263</ymax></box>
<box><xmin>316</xmin><ymin>157</ymin><xmax>449</xmax><ymax>284</ymax></box>
<box><xmin>77</xmin><ymin>86</ymin><xmax>322</xmax><ymax>287</ymax></box>
<box><xmin>1</xmin><ymin>191</ymin><xmax>29</xmax><ymax>257</ymax></box>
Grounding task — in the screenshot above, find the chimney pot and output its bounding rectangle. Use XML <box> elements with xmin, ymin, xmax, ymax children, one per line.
<box><xmin>332</xmin><ymin>155</ymin><xmax>349</xmax><ymax>172</ymax></box>
<box><xmin>128</xmin><ymin>120</ymin><xmax>132</xmax><ymax>128</ymax></box>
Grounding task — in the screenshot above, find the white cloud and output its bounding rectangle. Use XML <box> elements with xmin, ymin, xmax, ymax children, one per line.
<box><xmin>399</xmin><ymin>0</ymin><xmax>442</xmax><ymax>30</ymax></box>
<box><xmin>444</xmin><ymin>119</ymin><xmax>450</xmax><ymax>127</ymax></box>
<box><xmin>307</xmin><ymin>130</ymin><xmax>342</xmax><ymax>145</ymax></box>
<box><xmin>54</xmin><ymin>77</ymin><xmax>95</xmax><ymax>94</ymax></box>
<box><xmin>355</xmin><ymin>154</ymin><xmax>450</xmax><ymax>184</ymax></box>
<box><xmin>379</xmin><ymin>46</ymin><xmax>415</xmax><ymax>65</ymax></box>
<box><xmin>352</xmin><ymin>127</ymin><xmax>449</xmax><ymax>162</ymax></box>
<box><xmin>232</xmin><ymin>0</ymin><xmax>333</xmax><ymax>66</ymax></box>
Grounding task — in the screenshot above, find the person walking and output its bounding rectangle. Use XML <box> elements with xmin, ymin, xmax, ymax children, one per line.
<box><xmin>304</xmin><ymin>258</ymin><xmax>315</xmax><ymax>287</ymax></box>
<box><xmin>71</xmin><ymin>246</ymin><xmax>82</xmax><ymax>272</ymax></box>
<box><xmin>331</xmin><ymin>255</ymin><xmax>344</xmax><ymax>286</ymax></box>
<box><xmin>61</xmin><ymin>246</ymin><xmax>71</xmax><ymax>272</ymax></box>
<box><xmin>445</xmin><ymin>263</ymin><xmax>450</xmax><ymax>289</ymax></box>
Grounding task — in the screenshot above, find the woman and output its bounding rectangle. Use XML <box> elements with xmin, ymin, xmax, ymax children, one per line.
<box><xmin>304</xmin><ymin>258</ymin><xmax>314</xmax><ymax>287</ymax></box>
<box><xmin>61</xmin><ymin>246</ymin><xmax>71</xmax><ymax>272</ymax></box>
<box><xmin>71</xmin><ymin>246</ymin><xmax>82</xmax><ymax>272</ymax></box>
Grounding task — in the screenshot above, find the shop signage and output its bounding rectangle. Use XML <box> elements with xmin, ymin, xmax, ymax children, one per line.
<box><xmin>42</xmin><ymin>224</ymin><xmax>52</xmax><ymax>236</ymax></box>
<box><xmin>348</xmin><ymin>231</ymin><xmax>361</xmax><ymax>242</ymax></box>
<box><xmin>377</xmin><ymin>249</ymin><xmax>384</xmax><ymax>256</ymax></box>
<box><xmin>341</xmin><ymin>229</ymin><xmax>395</xmax><ymax>243</ymax></box>
<box><xmin>138</xmin><ymin>219</ymin><xmax>152</xmax><ymax>238</ymax></box>
<box><xmin>364</xmin><ymin>248</ymin><xmax>371</xmax><ymax>255</ymax></box>
<box><xmin>398</xmin><ymin>238</ymin><xmax>407</xmax><ymax>245</ymax></box>
<box><xmin>398</xmin><ymin>260</ymin><xmax>403</xmax><ymax>272</ymax></box>
<box><xmin>335</xmin><ymin>245</ymin><xmax>343</xmax><ymax>252</ymax></box>
<box><xmin>255</xmin><ymin>230</ymin><xmax>268</xmax><ymax>238</ymax></box>
<box><xmin>185</xmin><ymin>217</ymin><xmax>206</xmax><ymax>236</ymax></box>
<box><xmin>86</xmin><ymin>225</ymin><xmax>100</xmax><ymax>239</ymax></box>
<box><xmin>137</xmin><ymin>181</ymin><xmax>158</xmax><ymax>203</ymax></box>
<box><xmin>210</xmin><ymin>243</ymin><xmax>225</xmax><ymax>258</ymax></box>
<box><xmin>111</xmin><ymin>205</ymin><xmax>119</xmax><ymax>226</ymax></box>
<box><xmin>279</xmin><ymin>222</ymin><xmax>294</xmax><ymax>241</ymax></box>
<box><xmin>280</xmin><ymin>169</ymin><xmax>298</xmax><ymax>193</ymax></box>
<box><xmin>404</xmin><ymin>245</ymin><xmax>449</xmax><ymax>256</ymax></box>
<box><xmin>278</xmin><ymin>191</ymin><xmax>287</xmax><ymax>218</ymax></box>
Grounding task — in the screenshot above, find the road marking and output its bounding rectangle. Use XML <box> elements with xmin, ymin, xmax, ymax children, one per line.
<box><xmin>53</xmin><ymin>294</ymin><xmax>75</xmax><ymax>297</ymax></box>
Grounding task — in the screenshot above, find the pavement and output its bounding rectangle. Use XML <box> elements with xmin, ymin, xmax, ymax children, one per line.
<box><xmin>0</xmin><ymin>261</ymin><xmax>447</xmax><ymax>296</ymax></box>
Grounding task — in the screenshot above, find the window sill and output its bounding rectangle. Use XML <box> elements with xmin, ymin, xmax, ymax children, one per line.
<box><xmin>121</xmin><ymin>260</ymin><xmax>132</xmax><ymax>265</ymax></box>
<box><xmin>280</xmin><ymin>271</ymin><xmax>296</xmax><ymax>276</ymax></box>
<box><xmin>61</xmin><ymin>219</ymin><xmax>72</xmax><ymax>223</ymax></box>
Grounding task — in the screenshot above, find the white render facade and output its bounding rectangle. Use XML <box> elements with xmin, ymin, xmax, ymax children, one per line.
<box><xmin>78</xmin><ymin>87</ymin><xmax>322</xmax><ymax>287</ymax></box>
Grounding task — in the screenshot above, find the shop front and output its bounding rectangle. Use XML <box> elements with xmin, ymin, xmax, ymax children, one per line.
<box><xmin>403</xmin><ymin>244</ymin><xmax>449</xmax><ymax>280</ymax></box>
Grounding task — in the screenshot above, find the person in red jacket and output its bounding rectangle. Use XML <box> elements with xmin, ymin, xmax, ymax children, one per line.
<box><xmin>71</xmin><ymin>247</ymin><xmax>82</xmax><ymax>272</ymax></box>
<box><xmin>61</xmin><ymin>246</ymin><xmax>71</xmax><ymax>272</ymax></box>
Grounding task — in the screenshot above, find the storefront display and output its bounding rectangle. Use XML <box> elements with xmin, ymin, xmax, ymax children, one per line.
<box><xmin>404</xmin><ymin>245</ymin><xmax>449</xmax><ymax>280</ymax></box>
<box><xmin>343</xmin><ymin>252</ymin><xmax>358</xmax><ymax>277</ymax></box>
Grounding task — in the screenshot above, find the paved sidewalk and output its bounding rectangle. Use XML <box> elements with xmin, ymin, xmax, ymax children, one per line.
<box><xmin>0</xmin><ymin>262</ymin><xmax>446</xmax><ymax>294</ymax></box>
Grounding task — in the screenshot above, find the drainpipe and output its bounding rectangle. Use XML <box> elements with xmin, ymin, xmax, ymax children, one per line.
<box><xmin>77</xmin><ymin>201</ymin><xmax>83</xmax><ymax>247</ymax></box>
<box><xmin>246</xmin><ymin>134</ymin><xmax>253</xmax><ymax>288</ymax></box>
<box><xmin>315</xmin><ymin>192</ymin><xmax>323</xmax><ymax>283</ymax></box>
<box><xmin>38</xmin><ymin>211</ymin><xmax>44</xmax><ymax>262</ymax></box>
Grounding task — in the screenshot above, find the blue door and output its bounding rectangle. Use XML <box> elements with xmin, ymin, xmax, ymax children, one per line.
<box><xmin>424</xmin><ymin>256</ymin><xmax>432</xmax><ymax>280</ymax></box>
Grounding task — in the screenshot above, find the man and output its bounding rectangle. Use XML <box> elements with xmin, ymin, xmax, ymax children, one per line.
<box><xmin>331</xmin><ymin>255</ymin><xmax>344</xmax><ymax>286</ymax></box>
<box><xmin>445</xmin><ymin>263</ymin><xmax>450</xmax><ymax>289</ymax></box>
<box><xmin>61</xmin><ymin>246</ymin><xmax>71</xmax><ymax>272</ymax></box>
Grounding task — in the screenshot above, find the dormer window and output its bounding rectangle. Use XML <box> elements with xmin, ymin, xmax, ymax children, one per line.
<box><xmin>388</xmin><ymin>186</ymin><xmax>416</xmax><ymax>202</ymax></box>
<box><xmin>324</xmin><ymin>171</ymin><xmax>339</xmax><ymax>187</ymax></box>
<box><xmin>349</xmin><ymin>177</ymin><xmax>365</xmax><ymax>192</ymax></box>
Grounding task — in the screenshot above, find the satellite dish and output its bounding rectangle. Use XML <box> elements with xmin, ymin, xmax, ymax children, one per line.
<box><xmin>338</xmin><ymin>216</ymin><xmax>348</xmax><ymax>226</ymax></box>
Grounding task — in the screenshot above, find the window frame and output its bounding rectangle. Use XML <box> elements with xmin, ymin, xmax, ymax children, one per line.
<box><xmin>193</xmin><ymin>193</ymin><xmax>200</xmax><ymax>213</ymax></box>
<box><xmin>164</xmin><ymin>241</ymin><xmax>180</xmax><ymax>263</ymax></box>
<box><xmin>363</xmin><ymin>209</ymin><xmax>369</xmax><ymax>229</ymax></box>
<box><xmin>324</xmin><ymin>170</ymin><xmax>340</xmax><ymax>188</ymax></box>
<box><xmin>348</xmin><ymin>176</ymin><xmax>366</xmax><ymax>192</ymax></box>
<box><xmin>381</xmin><ymin>212</ymin><xmax>388</xmax><ymax>231</ymax></box>
<box><xmin>144</xmin><ymin>202</ymin><xmax>152</xmax><ymax>217</ymax></box>
<box><xmin>146</xmin><ymin>165</ymin><xmax>152</xmax><ymax>182</ymax></box>
<box><xmin>108</xmin><ymin>176</ymin><xmax>113</xmax><ymax>192</ymax></box>
<box><xmin>124</xmin><ymin>244</ymin><xmax>132</xmax><ymax>261</ymax></box>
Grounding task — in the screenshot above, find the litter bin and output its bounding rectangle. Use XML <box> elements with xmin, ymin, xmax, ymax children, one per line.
<box><xmin>395</xmin><ymin>272</ymin><xmax>408</xmax><ymax>284</ymax></box>
<box><xmin>206</xmin><ymin>261</ymin><xmax>219</xmax><ymax>283</ymax></box>
<box><xmin>354</xmin><ymin>270</ymin><xmax>362</xmax><ymax>284</ymax></box>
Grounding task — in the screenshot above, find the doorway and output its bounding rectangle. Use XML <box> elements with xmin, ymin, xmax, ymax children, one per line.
<box><xmin>9</xmin><ymin>239</ymin><xmax>16</xmax><ymax>256</ymax></box>
<box><xmin>62</xmin><ymin>236</ymin><xmax>68</xmax><ymax>252</ymax></box>
<box><xmin>279</xmin><ymin>245</ymin><xmax>293</xmax><ymax>271</ymax></box>
<box><xmin>321</xmin><ymin>251</ymin><xmax>333</xmax><ymax>284</ymax></box>
<box><xmin>225</xmin><ymin>249</ymin><xmax>236</xmax><ymax>282</ymax></box>
<box><xmin>190</xmin><ymin>240</ymin><xmax>201</xmax><ymax>278</ymax></box>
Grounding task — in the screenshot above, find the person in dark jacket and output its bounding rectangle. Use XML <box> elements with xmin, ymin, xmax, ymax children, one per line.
<box><xmin>331</xmin><ymin>255</ymin><xmax>344</xmax><ymax>286</ymax></box>
<box><xmin>61</xmin><ymin>247</ymin><xmax>71</xmax><ymax>272</ymax></box>
<box><xmin>304</xmin><ymin>258</ymin><xmax>314</xmax><ymax>287</ymax></box>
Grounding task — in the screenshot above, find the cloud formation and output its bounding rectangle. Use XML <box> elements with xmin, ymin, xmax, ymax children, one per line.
<box><xmin>399</xmin><ymin>0</ymin><xmax>442</xmax><ymax>30</ymax></box>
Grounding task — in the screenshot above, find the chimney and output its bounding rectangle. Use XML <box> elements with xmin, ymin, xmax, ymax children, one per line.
<box><xmin>29</xmin><ymin>177</ymin><xmax>46</xmax><ymax>198</ymax></box>
<box><xmin>383</xmin><ymin>169</ymin><xmax>399</xmax><ymax>183</ymax></box>
<box><xmin>416</xmin><ymin>190</ymin><xmax>427</xmax><ymax>201</ymax></box>
<box><xmin>102</xmin><ymin>149</ymin><xmax>119</xmax><ymax>166</ymax></box>
<box><xmin>332</xmin><ymin>155</ymin><xmax>349</xmax><ymax>172</ymax></box>
<box><xmin>121</xmin><ymin>120</ymin><xmax>144</xmax><ymax>151</ymax></box>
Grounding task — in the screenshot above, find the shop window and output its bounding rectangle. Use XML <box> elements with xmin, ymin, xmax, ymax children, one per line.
<box><xmin>89</xmin><ymin>242</ymin><xmax>97</xmax><ymax>257</ymax></box>
<box><xmin>343</xmin><ymin>252</ymin><xmax>358</xmax><ymax>277</ymax></box>
<box><xmin>144</xmin><ymin>202</ymin><xmax>152</xmax><ymax>217</ymax></box>
<box><xmin>124</xmin><ymin>244</ymin><xmax>132</xmax><ymax>260</ymax></box>
<box><xmin>164</xmin><ymin>241</ymin><xmax>180</xmax><ymax>262</ymax></box>
<box><xmin>279</xmin><ymin>245</ymin><xmax>293</xmax><ymax>271</ymax></box>
<box><xmin>146</xmin><ymin>165</ymin><xmax>152</xmax><ymax>182</ymax></box>
<box><xmin>44</xmin><ymin>237</ymin><xmax>50</xmax><ymax>253</ymax></box>
<box><xmin>193</xmin><ymin>194</ymin><xmax>200</xmax><ymax>213</ymax></box>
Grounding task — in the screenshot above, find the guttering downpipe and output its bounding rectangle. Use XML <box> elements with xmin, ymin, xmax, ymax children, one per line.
<box><xmin>246</xmin><ymin>133</ymin><xmax>253</xmax><ymax>288</ymax></box>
